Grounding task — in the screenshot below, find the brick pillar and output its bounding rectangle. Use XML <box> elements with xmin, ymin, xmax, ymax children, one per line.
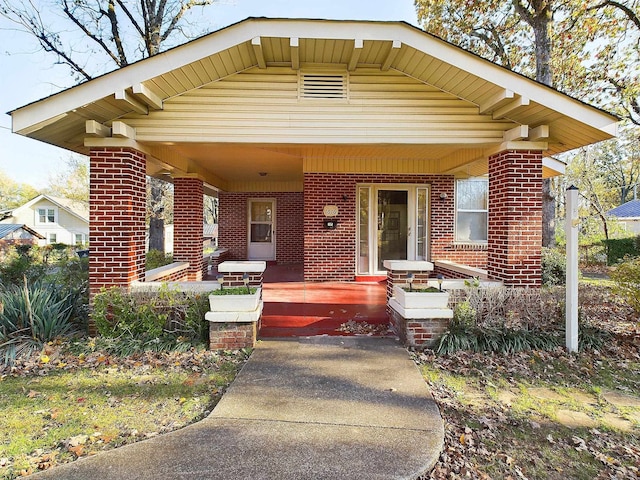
<box><xmin>174</xmin><ymin>177</ymin><xmax>204</xmax><ymax>281</ymax></box>
<box><xmin>89</xmin><ymin>147</ymin><xmax>146</xmax><ymax>296</ymax></box>
<box><xmin>488</xmin><ymin>150</ymin><xmax>543</xmax><ymax>286</ymax></box>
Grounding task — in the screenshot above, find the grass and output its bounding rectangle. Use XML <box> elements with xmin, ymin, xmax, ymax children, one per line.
<box><xmin>416</xmin><ymin>346</ymin><xmax>640</xmax><ymax>479</ymax></box>
<box><xmin>0</xmin><ymin>346</ymin><xmax>248</xmax><ymax>479</ymax></box>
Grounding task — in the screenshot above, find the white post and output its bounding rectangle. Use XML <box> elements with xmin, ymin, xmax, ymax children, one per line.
<box><xmin>565</xmin><ymin>186</ymin><xmax>579</xmax><ymax>352</ymax></box>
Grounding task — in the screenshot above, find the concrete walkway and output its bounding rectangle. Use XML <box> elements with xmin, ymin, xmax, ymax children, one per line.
<box><xmin>31</xmin><ymin>337</ymin><xmax>444</xmax><ymax>479</ymax></box>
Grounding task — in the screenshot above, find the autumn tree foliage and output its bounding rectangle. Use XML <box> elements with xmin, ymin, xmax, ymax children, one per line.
<box><xmin>415</xmin><ymin>0</ymin><xmax>640</xmax><ymax>245</ymax></box>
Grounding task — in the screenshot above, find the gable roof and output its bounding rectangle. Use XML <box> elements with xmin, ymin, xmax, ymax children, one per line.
<box><xmin>9</xmin><ymin>18</ymin><xmax>618</xmax><ymax>187</ymax></box>
<box><xmin>607</xmin><ymin>199</ymin><xmax>640</xmax><ymax>219</ymax></box>
<box><xmin>0</xmin><ymin>224</ymin><xmax>45</xmax><ymax>240</ymax></box>
<box><xmin>13</xmin><ymin>194</ymin><xmax>89</xmax><ymax>223</ymax></box>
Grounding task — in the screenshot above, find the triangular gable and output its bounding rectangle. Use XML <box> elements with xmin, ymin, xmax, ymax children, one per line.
<box><xmin>16</xmin><ymin>194</ymin><xmax>89</xmax><ymax>224</ymax></box>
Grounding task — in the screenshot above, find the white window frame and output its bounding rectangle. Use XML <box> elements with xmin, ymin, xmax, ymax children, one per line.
<box><xmin>48</xmin><ymin>233</ymin><xmax>57</xmax><ymax>244</ymax></box>
<box><xmin>36</xmin><ymin>207</ymin><xmax>57</xmax><ymax>225</ymax></box>
<box><xmin>455</xmin><ymin>177</ymin><xmax>489</xmax><ymax>244</ymax></box>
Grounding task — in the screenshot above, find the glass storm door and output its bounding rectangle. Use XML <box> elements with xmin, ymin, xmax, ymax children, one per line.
<box><xmin>247</xmin><ymin>199</ymin><xmax>276</xmax><ymax>260</ymax></box>
<box><xmin>357</xmin><ymin>185</ymin><xmax>429</xmax><ymax>275</ymax></box>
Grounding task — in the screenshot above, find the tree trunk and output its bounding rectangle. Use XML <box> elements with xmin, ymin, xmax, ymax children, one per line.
<box><xmin>148</xmin><ymin>177</ymin><xmax>165</xmax><ymax>253</ymax></box>
<box><xmin>542</xmin><ymin>178</ymin><xmax>556</xmax><ymax>247</ymax></box>
<box><xmin>148</xmin><ymin>216</ymin><xmax>165</xmax><ymax>252</ymax></box>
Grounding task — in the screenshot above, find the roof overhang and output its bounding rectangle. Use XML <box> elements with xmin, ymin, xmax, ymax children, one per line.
<box><xmin>9</xmin><ymin>18</ymin><xmax>618</xmax><ymax>188</ymax></box>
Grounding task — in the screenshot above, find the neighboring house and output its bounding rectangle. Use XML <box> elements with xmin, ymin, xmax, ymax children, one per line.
<box><xmin>607</xmin><ymin>199</ymin><xmax>640</xmax><ymax>235</ymax></box>
<box><xmin>161</xmin><ymin>223</ymin><xmax>218</xmax><ymax>253</ymax></box>
<box><xmin>8</xmin><ymin>18</ymin><xmax>618</xmax><ymax>295</ymax></box>
<box><xmin>0</xmin><ymin>194</ymin><xmax>89</xmax><ymax>246</ymax></box>
<box><xmin>0</xmin><ymin>224</ymin><xmax>45</xmax><ymax>252</ymax></box>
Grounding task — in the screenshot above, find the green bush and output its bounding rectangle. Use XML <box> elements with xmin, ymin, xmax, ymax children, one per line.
<box><xmin>542</xmin><ymin>247</ymin><xmax>566</xmax><ymax>286</ymax></box>
<box><xmin>610</xmin><ymin>256</ymin><xmax>640</xmax><ymax>314</ymax></box>
<box><xmin>92</xmin><ymin>285</ymin><xmax>211</xmax><ymax>352</ymax></box>
<box><xmin>603</xmin><ymin>236</ymin><xmax>640</xmax><ymax>265</ymax></box>
<box><xmin>0</xmin><ymin>278</ymin><xmax>76</xmax><ymax>364</ymax></box>
<box><xmin>146</xmin><ymin>249</ymin><xmax>174</xmax><ymax>270</ymax></box>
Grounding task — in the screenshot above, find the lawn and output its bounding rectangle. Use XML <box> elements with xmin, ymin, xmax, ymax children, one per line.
<box><xmin>417</xmin><ymin>283</ymin><xmax>640</xmax><ymax>479</ymax></box>
<box><xmin>0</xmin><ymin>282</ymin><xmax>638</xmax><ymax>479</ymax></box>
<box><xmin>0</xmin><ymin>344</ymin><xmax>249</xmax><ymax>479</ymax></box>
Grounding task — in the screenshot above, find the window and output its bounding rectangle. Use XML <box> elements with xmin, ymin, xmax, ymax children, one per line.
<box><xmin>456</xmin><ymin>178</ymin><xmax>488</xmax><ymax>243</ymax></box>
<box><xmin>37</xmin><ymin>207</ymin><xmax>56</xmax><ymax>224</ymax></box>
<box><xmin>75</xmin><ymin>234</ymin><xmax>84</xmax><ymax>245</ymax></box>
<box><xmin>49</xmin><ymin>233</ymin><xmax>57</xmax><ymax>244</ymax></box>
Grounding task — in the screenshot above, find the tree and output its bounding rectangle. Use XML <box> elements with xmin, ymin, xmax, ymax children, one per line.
<box><xmin>0</xmin><ymin>171</ymin><xmax>38</xmax><ymax>210</ymax></box>
<box><xmin>563</xmin><ymin>126</ymin><xmax>640</xmax><ymax>242</ymax></box>
<box><xmin>45</xmin><ymin>154</ymin><xmax>89</xmax><ymax>205</ymax></box>
<box><xmin>414</xmin><ymin>0</ymin><xmax>640</xmax><ymax>247</ymax></box>
<box><xmin>1</xmin><ymin>0</ymin><xmax>218</xmax><ymax>252</ymax></box>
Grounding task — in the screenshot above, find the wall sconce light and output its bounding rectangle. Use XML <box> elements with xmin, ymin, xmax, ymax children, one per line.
<box><xmin>439</xmin><ymin>192</ymin><xmax>448</xmax><ymax>201</ymax></box>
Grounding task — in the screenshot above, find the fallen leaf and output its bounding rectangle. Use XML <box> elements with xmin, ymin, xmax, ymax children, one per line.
<box><xmin>68</xmin><ymin>445</ymin><xmax>84</xmax><ymax>457</ymax></box>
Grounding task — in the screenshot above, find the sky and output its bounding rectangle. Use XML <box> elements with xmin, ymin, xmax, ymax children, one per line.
<box><xmin>0</xmin><ymin>0</ymin><xmax>420</xmax><ymax>189</ymax></box>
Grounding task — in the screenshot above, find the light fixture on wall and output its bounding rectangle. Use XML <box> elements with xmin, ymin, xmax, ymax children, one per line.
<box><xmin>439</xmin><ymin>192</ymin><xmax>448</xmax><ymax>201</ymax></box>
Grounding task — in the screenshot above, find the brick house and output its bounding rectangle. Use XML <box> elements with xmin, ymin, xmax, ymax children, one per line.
<box><xmin>8</xmin><ymin>18</ymin><xmax>617</xmax><ymax>295</ymax></box>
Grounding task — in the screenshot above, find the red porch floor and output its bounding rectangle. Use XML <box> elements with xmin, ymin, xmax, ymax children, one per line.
<box><xmin>260</xmin><ymin>264</ymin><xmax>392</xmax><ymax>338</ymax></box>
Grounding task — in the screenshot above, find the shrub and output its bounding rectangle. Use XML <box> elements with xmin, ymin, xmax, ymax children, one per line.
<box><xmin>0</xmin><ymin>278</ymin><xmax>76</xmax><ymax>364</ymax></box>
<box><xmin>610</xmin><ymin>256</ymin><xmax>640</xmax><ymax>314</ymax></box>
<box><xmin>603</xmin><ymin>236</ymin><xmax>640</xmax><ymax>265</ymax></box>
<box><xmin>91</xmin><ymin>285</ymin><xmax>211</xmax><ymax>352</ymax></box>
<box><xmin>146</xmin><ymin>249</ymin><xmax>174</xmax><ymax>270</ymax></box>
<box><xmin>542</xmin><ymin>247</ymin><xmax>566</xmax><ymax>286</ymax></box>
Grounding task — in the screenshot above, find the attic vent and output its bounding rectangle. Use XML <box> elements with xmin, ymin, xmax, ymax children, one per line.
<box><xmin>299</xmin><ymin>73</ymin><xmax>347</xmax><ymax>100</ymax></box>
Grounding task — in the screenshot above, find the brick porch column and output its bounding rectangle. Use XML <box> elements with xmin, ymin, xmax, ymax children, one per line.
<box><xmin>173</xmin><ymin>176</ymin><xmax>204</xmax><ymax>281</ymax></box>
<box><xmin>89</xmin><ymin>147</ymin><xmax>146</xmax><ymax>296</ymax></box>
<box><xmin>487</xmin><ymin>150</ymin><xmax>543</xmax><ymax>287</ymax></box>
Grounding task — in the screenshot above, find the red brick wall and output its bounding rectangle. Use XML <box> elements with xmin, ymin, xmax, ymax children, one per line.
<box><xmin>209</xmin><ymin>322</ymin><xmax>256</xmax><ymax>350</ymax></box>
<box><xmin>89</xmin><ymin>147</ymin><xmax>146</xmax><ymax>295</ymax></box>
<box><xmin>174</xmin><ymin>178</ymin><xmax>204</xmax><ymax>281</ymax></box>
<box><xmin>218</xmin><ymin>192</ymin><xmax>303</xmax><ymax>264</ymax></box>
<box><xmin>303</xmin><ymin>173</ymin><xmax>485</xmax><ymax>282</ymax></box>
<box><xmin>488</xmin><ymin>150</ymin><xmax>543</xmax><ymax>286</ymax></box>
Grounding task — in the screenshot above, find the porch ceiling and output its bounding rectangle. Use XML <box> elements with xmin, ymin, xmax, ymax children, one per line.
<box><xmin>9</xmin><ymin>18</ymin><xmax>618</xmax><ymax>190</ymax></box>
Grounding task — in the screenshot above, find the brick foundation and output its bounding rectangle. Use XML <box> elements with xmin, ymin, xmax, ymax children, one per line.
<box><xmin>389</xmin><ymin>308</ymin><xmax>450</xmax><ymax>348</ymax></box>
<box><xmin>209</xmin><ymin>322</ymin><xmax>257</xmax><ymax>350</ymax></box>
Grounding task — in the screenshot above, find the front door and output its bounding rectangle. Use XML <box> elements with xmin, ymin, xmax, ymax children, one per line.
<box><xmin>247</xmin><ymin>198</ymin><xmax>276</xmax><ymax>261</ymax></box>
<box><xmin>357</xmin><ymin>185</ymin><xmax>429</xmax><ymax>275</ymax></box>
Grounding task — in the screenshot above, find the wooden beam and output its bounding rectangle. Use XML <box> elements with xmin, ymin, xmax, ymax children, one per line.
<box><xmin>114</xmin><ymin>90</ymin><xmax>148</xmax><ymax>115</ymax></box>
<box><xmin>290</xmin><ymin>37</ymin><xmax>299</xmax><ymax>70</ymax></box>
<box><xmin>252</xmin><ymin>37</ymin><xmax>266</xmax><ymax>69</ymax></box>
<box><xmin>381</xmin><ymin>40</ymin><xmax>401</xmax><ymax>71</ymax></box>
<box><xmin>503</xmin><ymin>125</ymin><xmax>529</xmax><ymax>142</ymax></box>
<box><xmin>493</xmin><ymin>96</ymin><xmax>530</xmax><ymax>120</ymax></box>
<box><xmin>348</xmin><ymin>39</ymin><xmax>363</xmax><ymax>71</ymax></box>
<box><xmin>111</xmin><ymin>121</ymin><xmax>136</xmax><ymax>139</ymax></box>
<box><xmin>85</xmin><ymin>120</ymin><xmax>111</xmax><ymax>137</ymax></box>
<box><xmin>478</xmin><ymin>89</ymin><xmax>515</xmax><ymax>114</ymax></box>
<box><xmin>529</xmin><ymin>125</ymin><xmax>549</xmax><ymax>141</ymax></box>
<box><xmin>132</xmin><ymin>83</ymin><xmax>163</xmax><ymax>110</ymax></box>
